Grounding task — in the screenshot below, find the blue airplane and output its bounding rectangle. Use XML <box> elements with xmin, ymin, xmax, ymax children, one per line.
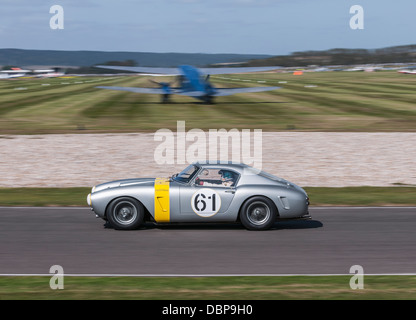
<box><xmin>95</xmin><ymin>65</ymin><xmax>280</xmax><ymax>103</ymax></box>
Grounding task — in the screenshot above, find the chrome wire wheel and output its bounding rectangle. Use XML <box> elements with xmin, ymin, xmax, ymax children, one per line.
<box><xmin>246</xmin><ymin>201</ymin><xmax>271</xmax><ymax>226</ymax></box>
<box><xmin>113</xmin><ymin>201</ymin><xmax>138</xmax><ymax>226</ymax></box>
<box><xmin>107</xmin><ymin>197</ymin><xmax>145</xmax><ymax>230</ymax></box>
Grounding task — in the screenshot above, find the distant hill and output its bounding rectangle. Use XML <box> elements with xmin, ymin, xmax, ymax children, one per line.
<box><xmin>3</xmin><ymin>45</ymin><xmax>416</xmax><ymax>70</ymax></box>
<box><xmin>243</xmin><ymin>44</ymin><xmax>416</xmax><ymax>67</ymax></box>
<box><xmin>0</xmin><ymin>49</ymin><xmax>272</xmax><ymax>68</ymax></box>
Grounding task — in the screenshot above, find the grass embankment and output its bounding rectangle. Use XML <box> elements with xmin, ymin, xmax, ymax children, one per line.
<box><xmin>304</xmin><ymin>186</ymin><xmax>416</xmax><ymax>206</ymax></box>
<box><xmin>1</xmin><ymin>71</ymin><xmax>416</xmax><ymax>133</ymax></box>
<box><xmin>0</xmin><ymin>187</ymin><xmax>414</xmax><ymax>207</ymax></box>
<box><xmin>0</xmin><ymin>276</ymin><xmax>415</xmax><ymax>300</ymax></box>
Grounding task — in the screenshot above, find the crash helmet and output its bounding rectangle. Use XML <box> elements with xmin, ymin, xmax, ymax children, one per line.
<box><xmin>219</xmin><ymin>170</ymin><xmax>233</xmax><ymax>181</ymax></box>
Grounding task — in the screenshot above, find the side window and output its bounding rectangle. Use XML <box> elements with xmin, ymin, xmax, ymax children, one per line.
<box><xmin>194</xmin><ymin>169</ymin><xmax>239</xmax><ymax>188</ymax></box>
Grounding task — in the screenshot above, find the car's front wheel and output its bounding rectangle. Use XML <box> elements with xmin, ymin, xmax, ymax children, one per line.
<box><xmin>106</xmin><ymin>197</ymin><xmax>145</xmax><ymax>230</ymax></box>
<box><xmin>240</xmin><ymin>196</ymin><xmax>277</xmax><ymax>231</ymax></box>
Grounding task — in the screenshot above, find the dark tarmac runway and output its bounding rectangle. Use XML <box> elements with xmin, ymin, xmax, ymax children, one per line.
<box><xmin>0</xmin><ymin>206</ymin><xmax>415</xmax><ymax>275</ymax></box>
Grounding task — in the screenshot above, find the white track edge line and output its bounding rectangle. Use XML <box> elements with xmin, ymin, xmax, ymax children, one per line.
<box><xmin>1</xmin><ymin>273</ymin><xmax>416</xmax><ymax>277</ymax></box>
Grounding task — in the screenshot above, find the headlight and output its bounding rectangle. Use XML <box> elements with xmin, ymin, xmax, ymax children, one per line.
<box><xmin>92</xmin><ymin>186</ymin><xmax>96</xmax><ymax>193</ymax></box>
<box><xmin>87</xmin><ymin>193</ymin><xmax>92</xmax><ymax>206</ymax></box>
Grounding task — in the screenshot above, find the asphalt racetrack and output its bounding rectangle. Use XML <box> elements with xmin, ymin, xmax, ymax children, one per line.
<box><xmin>1</xmin><ymin>207</ymin><xmax>415</xmax><ymax>275</ymax></box>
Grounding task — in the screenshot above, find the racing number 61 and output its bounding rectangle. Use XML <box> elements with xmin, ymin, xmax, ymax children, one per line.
<box><xmin>191</xmin><ymin>189</ymin><xmax>221</xmax><ymax>217</ymax></box>
<box><xmin>194</xmin><ymin>193</ymin><xmax>216</xmax><ymax>212</ymax></box>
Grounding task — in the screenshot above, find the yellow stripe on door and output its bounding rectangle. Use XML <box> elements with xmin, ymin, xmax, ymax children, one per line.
<box><xmin>154</xmin><ymin>178</ymin><xmax>170</xmax><ymax>222</ymax></box>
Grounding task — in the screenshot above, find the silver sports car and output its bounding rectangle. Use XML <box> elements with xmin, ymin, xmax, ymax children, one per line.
<box><xmin>87</xmin><ymin>162</ymin><xmax>310</xmax><ymax>230</ymax></box>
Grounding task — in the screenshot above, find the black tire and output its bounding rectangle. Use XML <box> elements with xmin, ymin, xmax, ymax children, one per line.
<box><xmin>161</xmin><ymin>94</ymin><xmax>170</xmax><ymax>103</ymax></box>
<box><xmin>239</xmin><ymin>196</ymin><xmax>277</xmax><ymax>231</ymax></box>
<box><xmin>106</xmin><ymin>197</ymin><xmax>145</xmax><ymax>230</ymax></box>
<box><xmin>203</xmin><ymin>95</ymin><xmax>214</xmax><ymax>104</ymax></box>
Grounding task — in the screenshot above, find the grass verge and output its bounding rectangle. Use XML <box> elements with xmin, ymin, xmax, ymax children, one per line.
<box><xmin>0</xmin><ymin>187</ymin><xmax>414</xmax><ymax>207</ymax></box>
<box><xmin>2</xmin><ymin>71</ymin><xmax>416</xmax><ymax>133</ymax></box>
<box><xmin>304</xmin><ymin>186</ymin><xmax>416</xmax><ymax>206</ymax></box>
<box><xmin>0</xmin><ymin>275</ymin><xmax>415</xmax><ymax>300</ymax></box>
<box><xmin>0</xmin><ymin>188</ymin><xmax>90</xmax><ymax>206</ymax></box>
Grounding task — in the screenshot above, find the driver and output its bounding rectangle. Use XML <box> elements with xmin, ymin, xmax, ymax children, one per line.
<box><xmin>219</xmin><ymin>170</ymin><xmax>235</xmax><ymax>187</ymax></box>
<box><xmin>195</xmin><ymin>169</ymin><xmax>235</xmax><ymax>187</ymax></box>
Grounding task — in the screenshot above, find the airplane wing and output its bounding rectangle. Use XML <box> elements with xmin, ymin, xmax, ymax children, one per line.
<box><xmin>95</xmin><ymin>65</ymin><xmax>280</xmax><ymax>75</ymax></box>
<box><xmin>95</xmin><ymin>65</ymin><xmax>180</xmax><ymax>75</ymax></box>
<box><xmin>198</xmin><ymin>66</ymin><xmax>280</xmax><ymax>75</ymax></box>
<box><xmin>212</xmin><ymin>86</ymin><xmax>280</xmax><ymax>96</ymax></box>
<box><xmin>173</xmin><ymin>87</ymin><xmax>281</xmax><ymax>97</ymax></box>
<box><xmin>96</xmin><ymin>86</ymin><xmax>171</xmax><ymax>94</ymax></box>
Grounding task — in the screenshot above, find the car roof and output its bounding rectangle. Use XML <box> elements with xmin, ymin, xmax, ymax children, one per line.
<box><xmin>190</xmin><ymin>161</ymin><xmax>289</xmax><ymax>186</ymax></box>
<box><xmin>192</xmin><ymin>161</ymin><xmax>252</xmax><ymax>172</ymax></box>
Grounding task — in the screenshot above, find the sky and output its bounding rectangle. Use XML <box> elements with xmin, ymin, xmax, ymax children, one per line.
<box><xmin>0</xmin><ymin>0</ymin><xmax>415</xmax><ymax>55</ymax></box>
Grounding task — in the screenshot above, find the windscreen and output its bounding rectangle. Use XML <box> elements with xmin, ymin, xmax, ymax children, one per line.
<box><xmin>173</xmin><ymin>165</ymin><xmax>199</xmax><ymax>183</ymax></box>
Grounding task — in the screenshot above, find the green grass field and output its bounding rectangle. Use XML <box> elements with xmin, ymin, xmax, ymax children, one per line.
<box><xmin>0</xmin><ymin>71</ymin><xmax>416</xmax><ymax>134</ymax></box>
<box><xmin>0</xmin><ymin>187</ymin><xmax>414</xmax><ymax>207</ymax></box>
<box><xmin>1</xmin><ymin>276</ymin><xmax>415</xmax><ymax>300</ymax></box>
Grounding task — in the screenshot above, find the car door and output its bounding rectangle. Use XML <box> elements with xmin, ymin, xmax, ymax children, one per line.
<box><xmin>178</xmin><ymin>168</ymin><xmax>238</xmax><ymax>221</ymax></box>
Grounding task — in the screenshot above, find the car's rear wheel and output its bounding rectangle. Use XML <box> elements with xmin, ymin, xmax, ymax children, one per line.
<box><xmin>240</xmin><ymin>196</ymin><xmax>277</xmax><ymax>230</ymax></box>
<box><xmin>107</xmin><ymin>197</ymin><xmax>144</xmax><ymax>230</ymax></box>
